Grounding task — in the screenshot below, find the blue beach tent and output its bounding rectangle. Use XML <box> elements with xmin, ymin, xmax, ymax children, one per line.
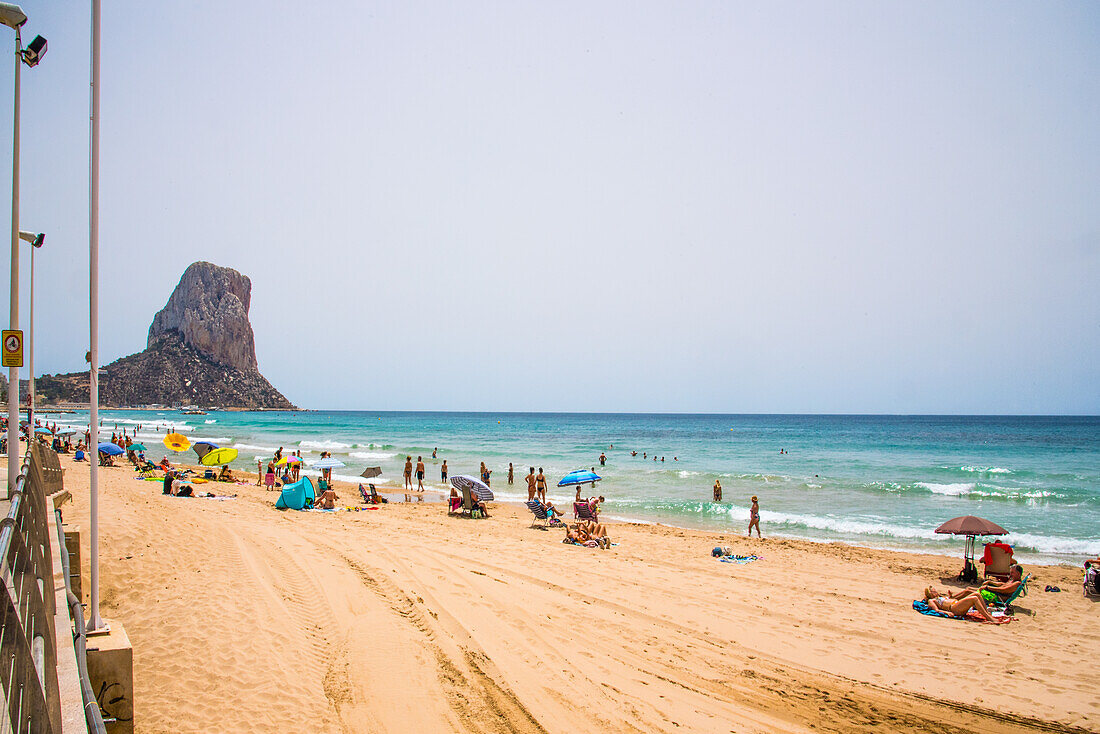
<box><xmin>275</xmin><ymin>476</ymin><xmax>316</xmax><ymax>511</ymax></box>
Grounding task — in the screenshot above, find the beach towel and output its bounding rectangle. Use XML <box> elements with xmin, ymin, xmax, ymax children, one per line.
<box><xmin>718</xmin><ymin>554</ymin><xmax>760</xmax><ymax>565</ymax></box>
<box><xmin>912</xmin><ymin>600</ymin><xmax>1014</xmax><ymax>624</ymax></box>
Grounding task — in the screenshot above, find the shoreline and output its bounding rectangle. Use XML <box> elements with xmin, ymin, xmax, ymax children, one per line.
<box><xmin>58</xmin><ymin>452</ymin><xmax>1098</xmax><ymax>732</ymax></box>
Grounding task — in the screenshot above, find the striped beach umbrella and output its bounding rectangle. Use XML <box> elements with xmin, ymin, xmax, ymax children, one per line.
<box><xmin>450</xmin><ymin>475</ymin><xmax>494</xmax><ymax>502</ymax></box>
<box><xmin>312</xmin><ymin>457</ymin><xmax>346</xmax><ymax>470</ymax></box>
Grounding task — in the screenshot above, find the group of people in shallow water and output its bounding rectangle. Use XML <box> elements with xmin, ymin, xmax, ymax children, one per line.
<box><xmin>922</xmin><ymin>564</ymin><xmax>1025</xmax><ymax>622</ymax></box>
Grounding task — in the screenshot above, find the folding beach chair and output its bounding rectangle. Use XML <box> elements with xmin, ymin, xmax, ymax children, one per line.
<box><xmin>526</xmin><ymin>500</ymin><xmax>550</xmax><ymax>527</ymax></box>
<box><xmin>990</xmin><ymin>574</ymin><xmax>1031</xmax><ymax>613</ymax></box>
<box><xmin>135</xmin><ymin>460</ymin><xmax>160</xmax><ymax>479</ymax></box>
<box><xmin>1084</xmin><ymin>563</ymin><xmax>1100</xmax><ymax>598</ymax></box>
<box><xmin>981</xmin><ymin>543</ymin><xmax>1014</xmax><ymax>580</ymax></box>
<box><xmin>573</xmin><ymin>501</ymin><xmax>598</xmax><ymax>521</ymax></box>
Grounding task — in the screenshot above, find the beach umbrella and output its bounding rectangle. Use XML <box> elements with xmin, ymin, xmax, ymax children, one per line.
<box><xmin>935</xmin><ymin>516</ymin><xmax>1008</xmax><ymax>578</ymax></box>
<box><xmin>276</xmin><ymin>455</ymin><xmax>302</xmax><ymax>466</ymax></box>
<box><xmin>97</xmin><ymin>442</ymin><xmax>123</xmax><ymax>456</ymax></box>
<box><xmin>56</xmin><ymin>428</ymin><xmax>77</xmax><ymax>436</ymax></box>
<box><xmin>557</xmin><ymin>469</ymin><xmax>602</xmax><ymax>487</ymax></box>
<box><xmin>200</xmin><ymin>447</ymin><xmax>239</xmax><ymax>466</ymax></box>
<box><xmin>450</xmin><ymin>475</ymin><xmax>493</xmax><ymax>502</ymax></box>
<box><xmin>163</xmin><ymin>432</ymin><xmax>191</xmax><ymax>452</ymax></box>
<box><xmin>128</xmin><ymin>443</ymin><xmax>147</xmax><ymax>452</ymax></box>
<box><xmin>34</xmin><ymin>427</ymin><xmax>51</xmax><ymax>434</ymax></box>
<box><xmin>192</xmin><ymin>441</ymin><xmax>219</xmax><ymax>460</ymax></box>
<box><xmin>934</xmin><ymin>516</ymin><xmax>1008</xmax><ymax>536</ymax></box>
<box><xmin>360</xmin><ymin>466</ymin><xmax>382</xmax><ymax>479</ymax></box>
<box><xmin>312</xmin><ymin>457</ymin><xmax>346</xmax><ymax>470</ymax></box>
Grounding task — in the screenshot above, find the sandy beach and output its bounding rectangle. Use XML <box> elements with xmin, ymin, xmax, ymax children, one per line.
<box><xmin>58</xmin><ymin>455</ymin><xmax>1097</xmax><ymax>733</ymax></box>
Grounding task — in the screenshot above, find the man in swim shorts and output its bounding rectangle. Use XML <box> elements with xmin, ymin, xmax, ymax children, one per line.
<box><xmin>416</xmin><ymin>456</ymin><xmax>425</xmax><ymax>491</ymax></box>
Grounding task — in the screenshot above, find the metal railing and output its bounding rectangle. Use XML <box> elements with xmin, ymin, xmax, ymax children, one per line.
<box><xmin>0</xmin><ymin>440</ymin><xmax>105</xmax><ymax>733</ymax></box>
<box><xmin>0</xmin><ymin>442</ymin><xmax>62</xmax><ymax>732</ymax></box>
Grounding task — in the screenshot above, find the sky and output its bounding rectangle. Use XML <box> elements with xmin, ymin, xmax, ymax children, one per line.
<box><xmin>0</xmin><ymin>1</ymin><xmax>1096</xmax><ymax>413</ymax></box>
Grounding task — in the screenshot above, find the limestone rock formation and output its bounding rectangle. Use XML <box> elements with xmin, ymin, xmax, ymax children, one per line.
<box><xmin>148</xmin><ymin>262</ymin><xmax>257</xmax><ymax>373</ymax></box>
<box><xmin>35</xmin><ymin>262</ymin><xmax>295</xmax><ymax>409</ymax></box>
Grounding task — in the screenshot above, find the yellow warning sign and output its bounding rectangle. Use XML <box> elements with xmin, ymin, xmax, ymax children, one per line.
<box><xmin>2</xmin><ymin>330</ymin><xmax>23</xmax><ymax>368</ymax></box>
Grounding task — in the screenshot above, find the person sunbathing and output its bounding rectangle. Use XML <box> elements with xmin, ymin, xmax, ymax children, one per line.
<box><xmin>923</xmin><ymin>586</ymin><xmax>998</xmax><ymax>622</ymax></box>
<box><xmin>316</xmin><ymin>488</ymin><xmax>339</xmax><ymax>509</ymax></box>
<box><xmin>566</xmin><ymin>521</ymin><xmax>611</xmax><ymax>549</ymax></box>
<box><xmin>533</xmin><ymin>497</ymin><xmax>565</xmax><ymax>522</ymax></box>
<box><xmin>218</xmin><ymin>465</ymin><xmax>234</xmax><ymax>482</ymax></box>
<box><xmin>965</xmin><ymin>564</ymin><xmax>1024</xmax><ymax>604</ymax></box>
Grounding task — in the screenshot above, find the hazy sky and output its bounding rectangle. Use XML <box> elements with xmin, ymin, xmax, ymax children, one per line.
<box><xmin>0</xmin><ymin>1</ymin><xmax>1097</xmax><ymax>413</ymax></box>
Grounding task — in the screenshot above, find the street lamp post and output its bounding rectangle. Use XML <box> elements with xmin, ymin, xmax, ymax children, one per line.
<box><xmin>18</xmin><ymin>230</ymin><xmax>42</xmax><ymax>428</ymax></box>
<box><xmin>0</xmin><ymin>2</ymin><xmax>45</xmax><ymax>494</ymax></box>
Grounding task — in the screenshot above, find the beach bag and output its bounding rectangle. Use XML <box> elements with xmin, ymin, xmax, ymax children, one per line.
<box><xmin>958</xmin><ymin>561</ymin><xmax>978</xmax><ymax>583</ymax></box>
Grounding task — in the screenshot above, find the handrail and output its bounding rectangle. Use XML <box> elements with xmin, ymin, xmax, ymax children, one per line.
<box><xmin>54</xmin><ymin>511</ymin><xmax>105</xmax><ymax>734</ymax></box>
<box><xmin>0</xmin><ymin>440</ymin><xmax>95</xmax><ymax>732</ymax></box>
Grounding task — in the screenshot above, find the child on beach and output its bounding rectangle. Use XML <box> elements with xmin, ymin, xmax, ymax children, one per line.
<box><xmin>748</xmin><ymin>496</ymin><xmax>761</xmax><ymax>537</ymax></box>
<box><xmin>480</xmin><ymin>462</ymin><xmax>491</xmax><ymax>487</ymax></box>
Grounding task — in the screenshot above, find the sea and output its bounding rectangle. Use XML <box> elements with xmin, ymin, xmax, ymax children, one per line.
<box><xmin>41</xmin><ymin>410</ymin><xmax>1100</xmax><ymax>565</ymax></box>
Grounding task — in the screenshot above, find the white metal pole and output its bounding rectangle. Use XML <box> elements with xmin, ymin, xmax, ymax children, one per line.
<box><xmin>7</xmin><ymin>29</ymin><xmax>20</xmax><ymax>498</ymax></box>
<box><xmin>89</xmin><ymin>0</ymin><xmax>101</xmax><ymax>631</ymax></box>
<box><xmin>27</xmin><ymin>242</ymin><xmax>32</xmax><ymax>427</ymax></box>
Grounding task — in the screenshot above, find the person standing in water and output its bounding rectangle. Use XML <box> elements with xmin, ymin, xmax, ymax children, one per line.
<box><xmin>480</xmin><ymin>461</ymin><xmax>492</xmax><ymax>487</ymax></box>
<box><xmin>599</xmin><ymin>452</ymin><xmax>606</xmax><ymax>466</ymax></box>
<box><xmin>403</xmin><ymin>456</ymin><xmax>413</xmax><ymax>491</ymax></box>
<box><xmin>508</xmin><ymin>462</ymin><xmax>514</xmax><ymax>485</ymax></box>
<box><xmin>525</xmin><ymin>467</ymin><xmax>537</xmax><ymax>501</ymax></box>
<box><xmin>713</xmin><ymin>479</ymin><xmax>722</xmax><ymax>502</ymax></box>
<box><xmin>536</xmin><ymin>467</ymin><xmax>547</xmax><ymax>503</ymax></box>
<box><xmin>416</xmin><ymin>456</ymin><xmax>426</xmax><ymax>492</ymax></box>
<box><xmin>441</xmin><ymin>459</ymin><xmax>448</xmax><ymax>483</ymax></box>
<box><xmin>748</xmin><ymin>495</ymin><xmax>761</xmax><ymax>537</ymax></box>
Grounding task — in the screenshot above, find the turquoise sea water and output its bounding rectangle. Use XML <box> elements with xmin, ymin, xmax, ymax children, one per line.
<box><xmin>45</xmin><ymin>410</ymin><xmax>1100</xmax><ymax>563</ymax></box>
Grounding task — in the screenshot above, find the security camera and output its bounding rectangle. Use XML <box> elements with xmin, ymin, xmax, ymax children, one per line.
<box><xmin>18</xmin><ymin>230</ymin><xmax>43</xmax><ymax>248</ymax></box>
<box><xmin>21</xmin><ymin>34</ymin><xmax>45</xmax><ymax>67</ymax></box>
<box><xmin>0</xmin><ymin>3</ymin><xmax>27</xmax><ymax>30</ymax></box>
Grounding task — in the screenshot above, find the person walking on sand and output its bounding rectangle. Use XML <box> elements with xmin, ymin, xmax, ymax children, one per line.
<box><xmin>416</xmin><ymin>456</ymin><xmax>425</xmax><ymax>492</ymax></box>
<box><xmin>441</xmin><ymin>460</ymin><xmax>448</xmax><ymax>483</ymax></box>
<box><xmin>480</xmin><ymin>462</ymin><xmax>492</xmax><ymax>487</ymax></box>
<box><xmin>525</xmin><ymin>467</ymin><xmax>537</xmax><ymax>501</ymax></box>
<box><xmin>713</xmin><ymin>479</ymin><xmax>722</xmax><ymax>502</ymax></box>
<box><xmin>256</xmin><ymin>459</ymin><xmax>263</xmax><ymax>486</ymax></box>
<box><xmin>536</xmin><ymin>467</ymin><xmax>547</xmax><ymax>503</ymax></box>
<box><xmin>404</xmin><ymin>456</ymin><xmax>413</xmax><ymax>491</ymax></box>
<box><xmin>748</xmin><ymin>495</ymin><xmax>761</xmax><ymax>537</ymax></box>
<box><xmin>508</xmin><ymin>462</ymin><xmax>514</xmax><ymax>485</ymax></box>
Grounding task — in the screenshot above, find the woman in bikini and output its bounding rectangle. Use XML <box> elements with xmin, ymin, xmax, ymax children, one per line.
<box><xmin>536</xmin><ymin>468</ymin><xmax>547</xmax><ymax>503</ymax></box>
<box><xmin>748</xmin><ymin>496</ymin><xmax>761</xmax><ymax>537</ymax></box>
<box><xmin>480</xmin><ymin>461</ymin><xmax>491</xmax><ymax>487</ymax></box>
<box><xmin>923</xmin><ymin>586</ymin><xmax>999</xmax><ymax>622</ymax></box>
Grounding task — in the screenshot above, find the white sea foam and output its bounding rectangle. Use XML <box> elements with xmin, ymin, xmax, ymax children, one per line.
<box><xmin>958</xmin><ymin>465</ymin><xmax>1013</xmax><ymax>474</ymax></box>
<box><xmin>233</xmin><ymin>443</ymin><xmax>280</xmax><ymax>453</ymax></box>
<box><xmin>299</xmin><ymin>440</ymin><xmax>353</xmax><ymax>450</ymax></box>
<box><xmin>677</xmin><ymin>470</ymin><xmax>701</xmax><ymax>478</ymax></box>
<box><xmin>349</xmin><ymin>451</ymin><xmax>397</xmax><ymax>460</ymax></box>
<box><xmin>204</xmin><ymin>419</ymin><xmax>217</xmax><ymax>424</ymax></box>
<box><xmin>917</xmin><ymin>482</ymin><xmax>975</xmax><ymax>496</ymax></box>
<box><xmin>1004</xmin><ymin>532</ymin><xmax>1100</xmax><ymax>556</ymax></box>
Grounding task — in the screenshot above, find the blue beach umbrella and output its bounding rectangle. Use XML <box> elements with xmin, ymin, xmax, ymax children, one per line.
<box><xmin>97</xmin><ymin>442</ymin><xmax>123</xmax><ymax>456</ymax></box>
<box><xmin>450</xmin><ymin>475</ymin><xmax>494</xmax><ymax>502</ymax></box>
<box><xmin>557</xmin><ymin>469</ymin><xmax>601</xmax><ymax>487</ymax></box>
<box><xmin>35</xmin><ymin>427</ymin><xmax>51</xmax><ymax>434</ymax></box>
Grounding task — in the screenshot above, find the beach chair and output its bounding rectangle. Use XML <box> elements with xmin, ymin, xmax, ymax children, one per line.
<box><xmin>1083</xmin><ymin>563</ymin><xmax>1100</xmax><ymax>598</ymax></box>
<box><xmin>526</xmin><ymin>500</ymin><xmax>563</xmax><ymax>528</ymax></box>
<box><xmin>526</xmin><ymin>500</ymin><xmax>551</xmax><ymax>527</ymax></box>
<box><xmin>573</xmin><ymin>501</ymin><xmax>598</xmax><ymax>521</ymax></box>
<box><xmin>135</xmin><ymin>460</ymin><xmax>160</xmax><ymax>479</ymax></box>
<box><xmin>990</xmin><ymin>574</ymin><xmax>1031</xmax><ymax>613</ymax></box>
<box><xmin>203</xmin><ymin>469</ymin><xmax>216</xmax><ymax>480</ymax></box>
<box><xmin>981</xmin><ymin>543</ymin><xmax>1014</xmax><ymax>580</ymax></box>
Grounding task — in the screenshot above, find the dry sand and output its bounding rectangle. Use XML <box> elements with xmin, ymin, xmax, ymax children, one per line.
<box><xmin>58</xmin><ymin>456</ymin><xmax>1098</xmax><ymax>733</ymax></box>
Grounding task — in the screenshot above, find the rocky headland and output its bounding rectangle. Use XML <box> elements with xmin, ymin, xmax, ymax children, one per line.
<box><xmin>29</xmin><ymin>261</ymin><xmax>295</xmax><ymax>409</ymax></box>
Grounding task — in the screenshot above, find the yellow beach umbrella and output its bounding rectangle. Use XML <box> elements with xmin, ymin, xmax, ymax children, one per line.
<box><xmin>200</xmin><ymin>447</ymin><xmax>239</xmax><ymax>466</ymax></box>
<box><xmin>163</xmin><ymin>432</ymin><xmax>191</xmax><ymax>452</ymax></box>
